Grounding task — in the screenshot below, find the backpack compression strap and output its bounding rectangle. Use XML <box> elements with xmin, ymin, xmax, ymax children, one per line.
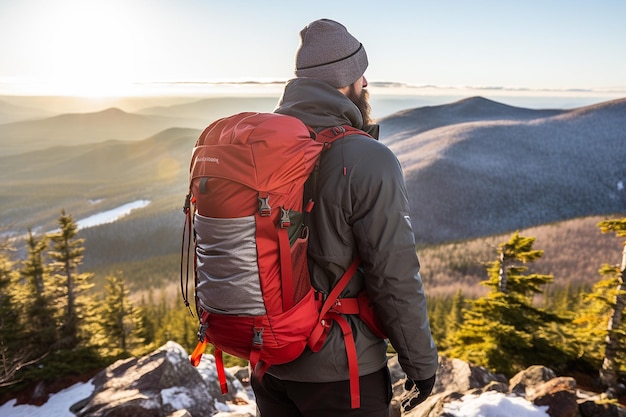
<box><xmin>180</xmin><ymin>193</ymin><xmax>195</xmax><ymax>317</ymax></box>
<box><xmin>256</xmin><ymin>193</ymin><xmax>296</xmax><ymax>313</ymax></box>
<box><xmin>189</xmin><ymin>311</ymin><xmax>235</xmax><ymax>395</ymax></box>
<box><xmin>308</xmin><ymin>256</ymin><xmax>361</xmax><ymax>348</ymax></box>
<box><xmin>308</xmin><ymin>256</ymin><xmax>362</xmax><ymax>408</ymax></box>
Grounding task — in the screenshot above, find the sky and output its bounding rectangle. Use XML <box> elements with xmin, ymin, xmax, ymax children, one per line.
<box><xmin>0</xmin><ymin>0</ymin><xmax>625</xmax><ymax>97</ymax></box>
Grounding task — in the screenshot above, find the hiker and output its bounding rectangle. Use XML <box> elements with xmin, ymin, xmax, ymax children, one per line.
<box><xmin>250</xmin><ymin>18</ymin><xmax>439</xmax><ymax>416</ymax></box>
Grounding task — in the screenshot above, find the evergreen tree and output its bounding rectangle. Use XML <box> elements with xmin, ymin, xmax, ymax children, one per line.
<box><xmin>448</xmin><ymin>290</ymin><xmax>466</xmax><ymax>329</ymax></box>
<box><xmin>428</xmin><ymin>296</ymin><xmax>450</xmax><ymax>349</ymax></box>
<box><xmin>443</xmin><ymin>290</ymin><xmax>466</xmax><ymax>349</ymax></box>
<box><xmin>47</xmin><ymin>210</ymin><xmax>94</xmax><ymax>349</ymax></box>
<box><xmin>20</xmin><ymin>230</ymin><xmax>58</xmax><ymax>354</ymax></box>
<box><xmin>146</xmin><ymin>291</ymin><xmax>197</xmax><ymax>352</ymax></box>
<box><xmin>596</xmin><ymin>218</ymin><xmax>626</xmax><ymax>390</ymax></box>
<box><xmin>446</xmin><ymin>232</ymin><xmax>563</xmax><ymax>376</ymax></box>
<box><xmin>572</xmin><ymin>267</ymin><xmax>622</xmax><ymax>378</ymax></box>
<box><xmin>91</xmin><ymin>274</ymin><xmax>145</xmax><ymax>356</ymax></box>
<box><xmin>0</xmin><ymin>240</ymin><xmax>28</xmax><ymax>387</ymax></box>
<box><xmin>136</xmin><ymin>292</ymin><xmax>157</xmax><ymax>350</ymax></box>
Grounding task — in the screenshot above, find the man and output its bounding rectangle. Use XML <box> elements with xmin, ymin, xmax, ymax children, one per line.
<box><xmin>250</xmin><ymin>18</ymin><xmax>438</xmax><ymax>416</ymax></box>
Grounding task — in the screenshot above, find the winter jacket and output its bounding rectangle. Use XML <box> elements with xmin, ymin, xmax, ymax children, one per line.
<box><xmin>269</xmin><ymin>77</ymin><xmax>438</xmax><ymax>383</ymax></box>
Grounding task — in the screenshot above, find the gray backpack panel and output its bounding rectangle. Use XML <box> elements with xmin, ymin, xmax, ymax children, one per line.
<box><xmin>194</xmin><ymin>213</ymin><xmax>266</xmax><ymax>316</ymax></box>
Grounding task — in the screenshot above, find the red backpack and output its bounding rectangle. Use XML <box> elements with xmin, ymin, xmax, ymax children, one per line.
<box><xmin>181</xmin><ymin>112</ymin><xmax>385</xmax><ymax>408</ymax></box>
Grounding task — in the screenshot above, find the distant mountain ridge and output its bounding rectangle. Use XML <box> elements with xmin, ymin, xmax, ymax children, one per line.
<box><xmin>0</xmin><ymin>96</ymin><xmax>282</xmax><ymax>157</ymax></box>
<box><xmin>379</xmin><ymin>96</ymin><xmax>626</xmax><ymax>244</ymax></box>
<box><xmin>1</xmin><ymin>95</ymin><xmax>624</xmax><ymax>257</ymax></box>
<box><xmin>0</xmin><ymin>107</ymin><xmax>198</xmax><ymax>156</ymax></box>
<box><xmin>137</xmin><ymin>96</ymin><xmax>278</xmax><ymax>122</ymax></box>
<box><xmin>379</xmin><ymin>96</ymin><xmax>565</xmax><ymax>141</ymax></box>
<box><xmin>0</xmin><ymin>99</ymin><xmax>53</xmax><ymax>124</ymax></box>
<box><xmin>0</xmin><ymin>127</ymin><xmax>199</xmax><ymax>237</ymax></box>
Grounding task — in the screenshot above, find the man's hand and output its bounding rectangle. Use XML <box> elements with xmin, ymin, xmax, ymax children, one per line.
<box><xmin>401</xmin><ymin>374</ymin><xmax>436</xmax><ymax>412</ymax></box>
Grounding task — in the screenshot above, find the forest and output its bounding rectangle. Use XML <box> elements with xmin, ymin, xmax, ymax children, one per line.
<box><xmin>0</xmin><ymin>211</ymin><xmax>625</xmax><ymax>404</ymax></box>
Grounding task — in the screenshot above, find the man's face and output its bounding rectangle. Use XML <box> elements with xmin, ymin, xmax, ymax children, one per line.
<box><xmin>347</xmin><ymin>76</ymin><xmax>372</xmax><ymax>125</ymax></box>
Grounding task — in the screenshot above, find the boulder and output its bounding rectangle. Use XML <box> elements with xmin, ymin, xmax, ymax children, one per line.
<box><xmin>433</xmin><ymin>356</ymin><xmax>506</xmax><ymax>395</ymax></box>
<box><xmin>527</xmin><ymin>377</ymin><xmax>578</xmax><ymax>417</ymax></box>
<box><xmin>168</xmin><ymin>411</ymin><xmax>192</xmax><ymax>417</ymax></box>
<box><xmin>60</xmin><ymin>345</ymin><xmax>626</xmax><ymax>417</ymax></box>
<box><xmin>401</xmin><ymin>356</ymin><xmax>506</xmax><ymax>417</ymax></box>
<box><xmin>579</xmin><ymin>400</ymin><xmax>626</xmax><ymax>417</ymax></box>
<box><xmin>510</xmin><ymin>365</ymin><xmax>557</xmax><ymax>396</ymax></box>
<box><xmin>71</xmin><ymin>342</ymin><xmax>220</xmax><ymax>417</ymax></box>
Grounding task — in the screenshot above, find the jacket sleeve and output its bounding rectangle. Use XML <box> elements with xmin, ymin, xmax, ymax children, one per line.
<box><xmin>349</xmin><ymin>140</ymin><xmax>438</xmax><ymax>381</ymax></box>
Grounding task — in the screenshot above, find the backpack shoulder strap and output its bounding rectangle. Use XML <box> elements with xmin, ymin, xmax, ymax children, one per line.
<box><xmin>313</xmin><ymin>125</ymin><xmax>372</xmax><ymax>146</ymax></box>
<box><xmin>304</xmin><ymin>125</ymin><xmax>372</xmax><ymax>209</ymax></box>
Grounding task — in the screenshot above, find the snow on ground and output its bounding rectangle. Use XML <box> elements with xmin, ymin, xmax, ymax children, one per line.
<box><xmin>1</xmin><ymin>382</ymin><xmax>552</xmax><ymax>417</ymax></box>
<box><xmin>0</xmin><ymin>381</ymin><xmax>94</xmax><ymax>417</ymax></box>
<box><xmin>443</xmin><ymin>391</ymin><xmax>549</xmax><ymax>417</ymax></box>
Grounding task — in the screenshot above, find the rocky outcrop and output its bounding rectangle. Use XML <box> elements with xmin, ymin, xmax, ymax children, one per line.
<box><xmin>66</xmin><ymin>342</ymin><xmax>625</xmax><ymax>417</ymax></box>
<box><xmin>70</xmin><ymin>341</ymin><xmax>251</xmax><ymax>417</ymax></box>
<box><xmin>527</xmin><ymin>377</ymin><xmax>578</xmax><ymax>417</ymax></box>
<box><xmin>398</xmin><ymin>358</ymin><xmax>626</xmax><ymax>417</ymax></box>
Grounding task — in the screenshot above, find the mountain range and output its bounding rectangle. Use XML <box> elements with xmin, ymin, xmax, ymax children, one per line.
<box><xmin>0</xmin><ymin>96</ymin><xmax>279</xmax><ymax>156</ymax></box>
<box><xmin>379</xmin><ymin>97</ymin><xmax>626</xmax><ymax>243</ymax></box>
<box><xmin>0</xmin><ymin>95</ymin><xmax>624</xmax><ymax>293</ymax></box>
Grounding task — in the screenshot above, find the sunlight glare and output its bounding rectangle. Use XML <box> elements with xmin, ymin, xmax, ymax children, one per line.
<box><xmin>26</xmin><ymin>0</ymin><xmax>153</xmax><ymax>97</ymax></box>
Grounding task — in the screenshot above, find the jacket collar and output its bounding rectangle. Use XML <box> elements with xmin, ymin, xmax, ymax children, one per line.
<box><xmin>274</xmin><ymin>78</ymin><xmax>364</xmax><ymax>132</ymax></box>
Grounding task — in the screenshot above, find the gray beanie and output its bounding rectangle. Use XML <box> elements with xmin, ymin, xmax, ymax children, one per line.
<box><xmin>295</xmin><ymin>19</ymin><xmax>368</xmax><ymax>88</ymax></box>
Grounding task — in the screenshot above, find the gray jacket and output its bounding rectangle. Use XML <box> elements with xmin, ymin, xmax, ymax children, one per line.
<box><xmin>270</xmin><ymin>77</ymin><xmax>438</xmax><ymax>383</ymax></box>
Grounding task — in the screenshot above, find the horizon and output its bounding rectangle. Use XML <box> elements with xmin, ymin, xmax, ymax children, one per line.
<box><xmin>2</xmin><ymin>79</ymin><xmax>626</xmax><ymax>97</ymax></box>
<box><xmin>1</xmin><ymin>82</ymin><xmax>623</xmax><ymax>121</ymax></box>
<box><xmin>1</xmin><ymin>1</ymin><xmax>625</xmax><ymax>98</ymax></box>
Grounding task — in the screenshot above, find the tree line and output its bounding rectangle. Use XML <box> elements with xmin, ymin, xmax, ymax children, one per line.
<box><xmin>428</xmin><ymin>219</ymin><xmax>626</xmax><ymax>397</ymax></box>
<box><xmin>0</xmin><ymin>210</ymin><xmax>197</xmax><ymax>397</ymax></box>
<box><xmin>0</xmin><ymin>211</ymin><xmax>624</xmax><ymax>400</ymax></box>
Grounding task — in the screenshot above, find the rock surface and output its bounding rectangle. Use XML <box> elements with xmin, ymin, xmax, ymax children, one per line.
<box><xmin>71</xmin><ymin>341</ymin><xmax>251</xmax><ymax>417</ymax></box>
<box><xmin>64</xmin><ymin>342</ymin><xmax>626</xmax><ymax>417</ymax></box>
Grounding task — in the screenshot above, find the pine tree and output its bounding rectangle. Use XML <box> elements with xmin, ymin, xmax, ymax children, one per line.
<box><xmin>443</xmin><ymin>290</ymin><xmax>466</xmax><ymax>349</ymax></box>
<box><xmin>91</xmin><ymin>274</ymin><xmax>145</xmax><ymax>356</ymax></box>
<box><xmin>47</xmin><ymin>210</ymin><xmax>94</xmax><ymax>349</ymax></box>
<box><xmin>448</xmin><ymin>290</ymin><xmax>466</xmax><ymax>329</ymax></box>
<box><xmin>596</xmin><ymin>218</ymin><xmax>626</xmax><ymax>390</ymax></box>
<box><xmin>20</xmin><ymin>230</ymin><xmax>58</xmax><ymax>354</ymax></box>
<box><xmin>136</xmin><ymin>292</ymin><xmax>157</xmax><ymax>350</ymax></box>
<box><xmin>428</xmin><ymin>296</ymin><xmax>450</xmax><ymax>349</ymax></box>
<box><xmin>572</xmin><ymin>268</ymin><xmax>621</xmax><ymax>378</ymax></box>
<box><xmin>446</xmin><ymin>232</ymin><xmax>563</xmax><ymax>376</ymax></box>
<box><xmin>146</xmin><ymin>291</ymin><xmax>197</xmax><ymax>352</ymax></box>
<box><xmin>0</xmin><ymin>240</ymin><xmax>29</xmax><ymax>387</ymax></box>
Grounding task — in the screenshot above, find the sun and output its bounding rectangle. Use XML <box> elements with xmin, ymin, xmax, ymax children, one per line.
<box><xmin>18</xmin><ymin>0</ymin><xmax>153</xmax><ymax>97</ymax></box>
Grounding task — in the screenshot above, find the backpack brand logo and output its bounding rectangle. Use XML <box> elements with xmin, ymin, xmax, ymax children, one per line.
<box><xmin>197</xmin><ymin>156</ymin><xmax>219</xmax><ymax>164</ymax></box>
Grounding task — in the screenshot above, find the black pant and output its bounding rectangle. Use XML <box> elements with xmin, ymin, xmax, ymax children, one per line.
<box><xmin>251</xmin><ymin>367</ymin><xmax>392</xmax><ymax>417</ymax></box>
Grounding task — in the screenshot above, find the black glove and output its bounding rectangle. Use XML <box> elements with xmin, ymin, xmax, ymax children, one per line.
<box><xmin>401</xmin><ymin>374</ymin><xmax>436</xmax><ymax>412</ymax></box>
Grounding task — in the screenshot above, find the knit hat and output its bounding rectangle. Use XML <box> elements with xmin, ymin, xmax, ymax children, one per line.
<box><xmin>295</xmin><ymin>19</ymin><xmax>368</xmax><ymax>88</ymax></box>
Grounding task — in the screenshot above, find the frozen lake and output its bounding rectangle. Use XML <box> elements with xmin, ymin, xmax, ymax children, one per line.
<box><xmin>76</xmin><ymin>200</ymin><xmax>151</xmax><ymax>230</ymax></box>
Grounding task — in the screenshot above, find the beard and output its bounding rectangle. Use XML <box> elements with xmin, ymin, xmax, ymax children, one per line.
<box><xmin>347</xmin><ymin>85</ymin><xmax>372</xmax><ymax>126</ymax></box>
